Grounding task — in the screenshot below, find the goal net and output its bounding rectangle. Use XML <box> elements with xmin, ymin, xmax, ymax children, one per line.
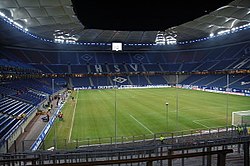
<box><xmin>232</xmin><ymin>110</ymin><xmax>250</xmax><ymax>126</ymax></box>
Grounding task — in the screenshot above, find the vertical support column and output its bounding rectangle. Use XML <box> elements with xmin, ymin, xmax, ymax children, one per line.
<box><xmin>182</xmin><ymin>149</ymin><xmax>185</xmax><ymax>166</ymax></box>
<box><xmin>217</xmin><ymin>153</ymin><xmax>226</xmax><ymax>166</ymax></box>
<box><xmin>202</xmin><ymin>148</ymin><xmax>205</xmax><ymax>166</ymax></box>
<box><xmin>118</xmin><ymin>152</ymin><xmax>121</xmax><ymax>166</ymax></box>
<box><xmin>171</xmin><ymin>133</ymin><xmax>174</xmax><ymax>145</ymax></box>
<box><xmin>22</xmin><ymin>140</ymin><xmax>25</xmax><ymax>152</ymax></box>
<box><xmin>6</xmin><ymin>141</ymin><xmax>8</xmax><ymax>153</ymax></box>
<box><xmin>207</xmin><ymin>147</ymin><xmax>212</xmax><ymax>166</ymax></box>
<box><xmin>243</xmin><ymin>142</ymin><xmax>249</xmax><ymax>166</ymax></box>
<box><xmin>160</xmin><ymin>147</ymin><xmax>163</xmax><ymax>166</ymax></box>
<box><xmin>146</xmin><ymin>161</ymin><xmax>153</xmax><ymax>166</ymax></box>
<box><xmin>168</xmin><ymin>150</ymin><xmax>172</xmax><ymax>166</ymax></box>
<box><xmin>14</xmin><ymin>140</ymin><xmax>17</xmax><ymax>153</ymax></box>
<box><xmin>238</xmin><ymin>143</ymin><xmax>241</xmax><ymax>153</ymax></box>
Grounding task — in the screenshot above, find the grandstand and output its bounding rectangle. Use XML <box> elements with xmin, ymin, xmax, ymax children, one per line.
<box><xmin>0</xmin><ymin>0</ymin><xmax>250</xmax><ymax>165</ymax></box>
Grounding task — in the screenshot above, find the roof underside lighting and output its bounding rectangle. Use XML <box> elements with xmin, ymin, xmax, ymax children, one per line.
<box><xmin>0</xmin><ymin>11</ymin><xmax>28</xmax><ymax>32</ymax></box>
<box><xmin>155</xmin><ymin>28</ymin><xmax>177</xmax><ymax>45</ymax></box>
<box><xmin>53</xmin><ymin>30</ymin><xmax>79</xmax><ymax>44</ymax></box>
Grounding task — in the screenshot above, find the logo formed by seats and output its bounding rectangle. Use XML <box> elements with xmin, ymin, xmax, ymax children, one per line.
<box><xmin>81</xmin><ymin>54</ymin><xmax>93</xmax><ymax>61</ymax></box>
<box><xmin>133</xmin><ymin>54</ymin><xmax>144</xmax><ymax>61</ymax></box>
<box><xmin>113</xmin><ymin>77</ymin><xmax>127</xmax><ymax>84</ymax></box>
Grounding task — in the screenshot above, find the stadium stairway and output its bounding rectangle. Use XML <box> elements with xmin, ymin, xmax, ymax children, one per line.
<box><xmin>145</xmin><ymin>76</ymin><xmax>152</xmax><ymax>85</ymax></box>
<box><xmin>205</xmin><ymin>75</ymin><xmax>225</xmax><ymax>87</ymax></box>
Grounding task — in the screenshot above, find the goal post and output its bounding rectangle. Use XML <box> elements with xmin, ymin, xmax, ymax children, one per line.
<box><xmin>232</xmin><ymin>110</ymin><xmax>250</xmax><ymax>126</ymax></box>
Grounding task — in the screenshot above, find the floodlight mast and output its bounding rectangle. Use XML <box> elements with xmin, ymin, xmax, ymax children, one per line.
<box><xmin>176</xmin><ymin>74</ymin><xmax>179</xmax><ymax>132</ymax></box>
<box><xmin>226</xmin><ymin>74</ymin><xmax>229</xmax><ymax>130</ymax></box>
<box><xmin>114</xmin><ymin>78</ymin><xmax>118</xmax><ymax>147</ymax></box>
<box><xmin>165</xmin><ymin>102</ymin><xmax>169</xmax><ymax>131</ymax></box>
<box><xmin>52</xmin><ymin>78</ymin><xmax>57</xmax><ymax>149</ymax></box>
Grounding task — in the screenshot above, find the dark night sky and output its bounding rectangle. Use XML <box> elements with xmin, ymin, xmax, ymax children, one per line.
<box><xmin>71</xmin><ymin>0</ymin><xmax>233</xmax><ymax>31</ymax></box>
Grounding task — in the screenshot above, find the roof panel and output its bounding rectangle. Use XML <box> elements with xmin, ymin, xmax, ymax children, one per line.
<box><xmin>39</xmin><ymin>0</ymin><xmax>61</xmax><ymax>7</ymax></box>
<box><xmin>222</xmin><ymin>18</ymin><xmax>239</xmax><ymax>28</ymax></box>
<box><xmin>0</xmin><ymin>0</ymin><xmax>18</xmax><ymax>8</ymax></box>
<box><xmin>16</xmin><ymin>0</ymin><xmax>40</xmax><ymax>7</ymax></box>
<box><xmin>111</xmin><ymin>31</ymin><xmax>130</xmax><ymax>42</ymax></box>
<box><xmin>0</xmin><ymin>0</ymin><xmax>249</xmax><ymax>48</ymax></box>
<box><xmin>54</xmin><ymin>15</ymin><xmax>72</xmax><ymax>24</ymax></box>
<box><xmin>26</xmin><ymin>7</ymin><xmax>48</xmax><ymax>17</ymax></box>
<box><xmin>243</xmin><ymin>13</ymin><xmax>250</xmax><ymax>20</ymax></box>
<box><xmin>94</xmin><ymin>30</ymin><xmax>114</xmax><ymax>42</ymax></box>
<box><xmin>216</xmin><ymin>6</ymin><xmax>239</xmax><ymax>17</ymax></box>
<box><xmin>45</xmin><ymin>6</ymin><xmax>66</xmax><ymax>16</ymax></box>
<box><xmin>59</xmin><ymin>0</ymin><xmax>72</xmax><ymax>6</ymax></box>
<box><xmin>195</xmin><ymin>15</ymin><xmax>214</xmax><ymax>23</ymax></box>
<box><xmin>208</xmin><ymin>16</ymin><xmax>228</xmax><ymax>26</ymax></box>
<box><xmin>229</xmin><ymin>0</ymin><xmax>242</xmax><ymax>6</ymax></box>
<box><xmin>11</xmin><ymin>7</ymin><xmax>30</xmax><ymax>20</ymax></box>
<box><xmin>80</xmin><ymin>29</ymin><xmax>103</xmax><ymax>42</ymax></box>
<box><xmin>21</xmin><ymin>18</ymin><xmax>40</xmax><ymax>27</ymax></box>
<box><xmin>237</xmin><ymin>0</ymin><xmax>250</xmax><ymax>8</ymax></box>
<box><xmin>232</xmin><ymin>8</ymin><xmax>250</xmax><ymax>19</ymax></box>
<box><xmin>63</xmin><ymin>6</ymin><xmax>75</xmax><ymax>15</ymax></box>
<box><xmin>234</xmin><ymin>20</ymin><xmax>249</xmax><ymax>27</ymax></box>
<box><xmin>36</xmin><ymin>16</ymin><xmax>56</xmax><ymax>25</ymax></box>
<box><xmin>126</xmin><ymin>31</ymin><xmax>144</xmax><ymax>43</ymax></box>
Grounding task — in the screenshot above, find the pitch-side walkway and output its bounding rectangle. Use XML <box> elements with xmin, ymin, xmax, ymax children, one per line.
<box><xmin>9</xmin><ymin>98</ymin><xmax>59</xmax><ymax>153</ymax></box>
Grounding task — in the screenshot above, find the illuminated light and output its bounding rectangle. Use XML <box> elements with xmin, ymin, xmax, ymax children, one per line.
<box><xmin>0</xmin><ymin>11</ymin><xmax>6</xmax><ymax>17</ymax></box>
<box><xmin>166</xmin><ymin>35</ymin><xmax>177</xmax><ymax>45</ymax></box>
<box><xmin>53</xmin><ymin>29</ymin><xmax>79</xmax><ymax>44</ymax></box>
<box><xmin>13</xmin><ymin>21</ymin><xmax>23</xmax><ymax>29</ymax></box>
<box><xmin>231</xmin><ymin>27</ymin><xmax>236</xmax><ymax>32</ymax></box>
<box><xmin>155</xmin><ymin>30</ymin><xmax>177</xmax><ymax>45</ymax></box>
<box><xmin>217</xmin><ymin>29</ymin><xmax>230</xmax><ymax>35</ymax></box>
<box><xmin>209</xmin><ymin>33</ymin><xmax>214</xmax><ymax>37</ymax></box>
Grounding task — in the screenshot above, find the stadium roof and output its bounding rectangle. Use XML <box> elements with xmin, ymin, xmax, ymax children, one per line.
<box><xmin>0</xmin><ymin>0</ymin><xmax>250</xmax><ymax>49</ymax></box>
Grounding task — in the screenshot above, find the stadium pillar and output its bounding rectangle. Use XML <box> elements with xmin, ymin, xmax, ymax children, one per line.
<box><xmin>181</xmin><ymin>149</ymin><xmax>185</xmax><ymax>166</ymax></box>
<box><xmin>226</xmin><ymin>74</ymin><xmax>229</xmax><ymax>129</ymax></box>
<box><xmin>6</xmin><ymin>141</ymin><xmax>8</xmax><ymax>153</ymax></box>
<box><xmin>207</xmin><ymin>147</ymin><xmax>212</xmax><ymax>166</ymax></box>
<box><xmin>52</xmin><ymin>78</ymin><xmax>54</xmax><ymax>95</ymax></box>
<box><xmin>114</xmin><ymin>80</ymin><xmax>118</xmax><ymax>147</ymax></box>
<box><xmin>176</xmin><ymin>74</ymin><xmax>179</xmax><ymax>132</ymax></box>
<box><xmin>243</xmin><ymin>142</ymin><xmax>249</xmax><ymax>166</ymax></box>
<box><xmin>168</xmin><ymin>150</ymin><xmax>173</xmax><ymax>166</ymax></box>
<box><xmin>217</xmin><ymin>153</ymin><xmax>227</xmax><ymax>166</ymax></box>
<box><xmin>165</xmin><ymin>102</ymin><xmax>169</xmax><ymax>131</ymax></box>
<box><xmin>146</xmin><ymin>161</ymin><xmax>153</xmax><ymax>166</ymax></box>
<box><xmin>14</xmin><ymin>140</ymin><xmax>16</xmax><ymax>153</ymax></box>
<box><xmin>160</xmin><ymin>147</ymin><xmax>163</xmax><ymax>166</ymax></box>
<box><xmin>52</xmin><ymin>78</ymin><xmax>56</xmax><ymax>149</ymax></box>
<box><xmin>22</xmin><ymin>140</ymin><xmax>25</xmax><ymax>152</ymax></box>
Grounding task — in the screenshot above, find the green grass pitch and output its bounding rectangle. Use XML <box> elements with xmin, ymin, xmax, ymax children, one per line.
<box><xmin>44</xmin><ymin>88</ymin><xmax>250</xmax><ymax>148</ymax></box>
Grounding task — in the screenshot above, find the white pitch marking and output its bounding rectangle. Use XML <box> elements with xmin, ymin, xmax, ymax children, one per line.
<box><xmin>129</xmin><ymin>114</ymin><xmax>154</xmax><ymax>134</ymax></box>
<box><xmin>192</xmin><ymin>120</ymin><xmax>210</xmax><ymax>129</ymax></box>
<box><xmin>68</xmin><ymin>90</ymin><xmax>79</xmax><ymax>143</ymax></box>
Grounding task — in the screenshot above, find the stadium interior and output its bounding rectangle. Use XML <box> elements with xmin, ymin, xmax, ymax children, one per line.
<box><xmin>0</xmin><ymin>0</ymin><xmax>250</xmax><ymax>165</ymax></box>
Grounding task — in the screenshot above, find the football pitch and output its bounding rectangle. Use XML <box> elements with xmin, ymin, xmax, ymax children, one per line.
<box><xmin>45</xmin><ymin>88</ymin><xmax>250</xmax><ymax>148</ymax></box>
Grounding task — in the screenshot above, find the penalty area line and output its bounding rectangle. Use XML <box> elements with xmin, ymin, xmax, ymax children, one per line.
<box><xmin>192</xmin><ymin>120</ymin><xmax>209</xmax><ymax>129</ymax></box>
<box><xmin>68</xmin><ymin>90</ymin><xmax>79</xmax><ymax>143</ymax></box>
<box><xmin>129</xmin><ymin>114</ymin><xmax>154</xmax><ymax>134</ymax></box>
